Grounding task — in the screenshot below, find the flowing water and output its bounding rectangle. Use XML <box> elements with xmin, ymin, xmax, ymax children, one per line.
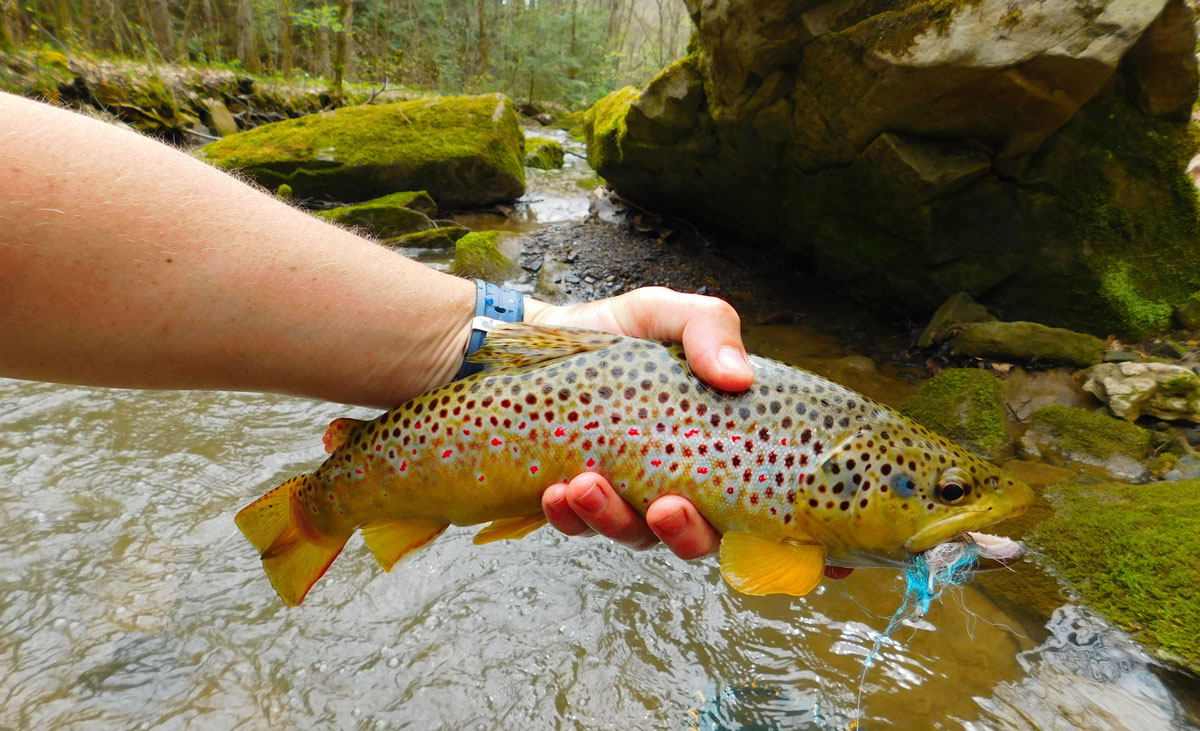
<box><xmin>4</xmin><ymin>126</ymin><xmax>1198</xmax><ymax>730</ymax></box>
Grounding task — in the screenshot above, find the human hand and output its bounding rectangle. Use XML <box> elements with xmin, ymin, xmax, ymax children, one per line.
<box><xmin>526</xmin><ymin>287</ymin><xmax>751</xmax><ymax>560</ymax></box>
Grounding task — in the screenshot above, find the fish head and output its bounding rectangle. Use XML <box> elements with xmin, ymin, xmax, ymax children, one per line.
<box><xmin>815</xmin><ymin>420</ymin><xmax>1033</xmax><ymax>567</ymax></box>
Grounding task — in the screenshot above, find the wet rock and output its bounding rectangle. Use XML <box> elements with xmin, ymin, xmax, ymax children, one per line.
<box><xmin>952</xmin><ymin>321</ymin><xmax>1105</xmax><ymax>368</ymax></box>
<box><xmin>1174</xmin><ymin>292</ymin><xmax>1200</xmax><ymax>330</ymax></box>
<box><xmin>999</xmin><ymin>459</ymin><xmax>1077</xmax><ymax>488</ymax></box>
<box><xmin>202</xmin><ymin>94</ymin><xmax>525</xmax><ymax>208</ymax></box>
<box><xmin>917</xmin><ymin>291</ymin><xmax>992</xmax><ymax>348</ymax></box>
<box><xmin>1164</xmin><ymin>454</ymin><xmax>1200</xmax><ymax>481</ymax></box>
<box><xmin>587</xmin><ymin>0</ymin><xmax>1200</xmax><ymax>338</ymax></box>
<box><xmin>1001</xmin><ymin>367</ymin><xmax>1092</xmax><ymax>422</ymax></box>
<box><xmin>452</xmin><ymin>230</ymin><xmax>521</xmax><ymax>281</ymax></box>
<box><xmin>1020</xmin><ymin>406</ymin><xmax>1152</xmax><ymax>481</ymax></box>
<box><xmin>315</xmin><ymin>191</ymin><xmax>437</xmax><ymax>238</ymax></box>
<box><xmin>1079</xmin><ymin>362</ymin><xmax>1200</xmax><ymax>424</ymax></box>
<box><xmin>535</xmin><ymin>254</ymin><xmax>571</xmax><ymax>302</ymax></box>
<box><xmin>383</xmin><ymin>225</ymin><xmax>468</xmax><ymax>249</ymax></box>
<box><xmin>1030</xmin><ymin>479</ymin><xmax>1200</xmax><ymax>675</ymax></box>
<box><xmin>525</xmin><ymin>137</ymin><xmax>565</xmax><ymax>169</ymax></box>
<box><xmin>201</xmin><ymin>97</ymin><xmax>238</xmax><ymax>136</ymax></box>
<box><xmin>899</xmin><ymin>368</ymin><xmax>1012</xmax><ymax>461</ymax></box>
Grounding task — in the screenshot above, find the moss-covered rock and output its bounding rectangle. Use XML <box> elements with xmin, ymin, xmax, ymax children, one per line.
<box><xmin>383</xmin><ymin>225</ymin><xmax>469</xmax><ymax>249</ymax></box>
<box><xmin>917</xmin><ymin>291</ymin><xmax>993</xmax><ymax>348</ymax></box>
<box><xmin>1021</xmin><ymin>405</ymin><xmax>1152</xmax><ymax>481</ymax></box>
<box><xmin>899</xmin><ymin>368</ymin><xmax>1012</xmax><ymax>461</ymax></box>
<box><xmin>951</xmin><ymin>321</ymin><xmax>1106</xmax><ymax>368</ymax></box>
<box><xmin>201</xmin><ymin>94</ymin><xmax>525</xmax><ymax>208</ymax></box>
<box><xmin>525</xmin><ymin>137</ymin><xmax>564</xmax><ymax>169</ymax></box>
<box><xmin>1030</xmin><ymin>479</ymin><xmax>1200</xmax><ymax>674</ymax></box>
<box><xmin>314</xmin><ymin>191</ymin><xmax>437</xmax><ymax>238</ymax></box>
<box><xmin>1175</xmin><ymin>292</ymin><xmax>1200</xmax><ymax>330</ymax></box>
<box><xmin>451</xmin><ymin>231</ymin><xmax>520</xmax><ymax>280</ymax></box>
<box><xmin>275</xmin><ymin>184</ymin><xmax>294</xmax><ymax>200</ymax></box>
<box><xmin>1080</xmin><ymin>362</ymin><xmax>1200</xmax><ymax>424</ymax></box>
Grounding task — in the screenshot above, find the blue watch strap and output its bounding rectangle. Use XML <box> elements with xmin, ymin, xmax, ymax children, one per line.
<box><xmin>456</xmin><ymin>280</ymin><xmax>524</xmax><ymax>379</ymax></box>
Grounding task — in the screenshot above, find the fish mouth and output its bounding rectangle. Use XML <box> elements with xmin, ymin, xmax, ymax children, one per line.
<box><xmin>905</xmin><ymin>511</ymin><xmax>1026</xmax><ymax>567</ymax></box>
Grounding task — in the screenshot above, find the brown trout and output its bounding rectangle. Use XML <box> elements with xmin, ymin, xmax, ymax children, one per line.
<box><xmin>236</xmin><ymin>323</ymin><xmax>1032</xmax><ymax>606</ymax></box>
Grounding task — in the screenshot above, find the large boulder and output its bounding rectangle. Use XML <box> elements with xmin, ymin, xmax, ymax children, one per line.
<box><xmin>202</xmin><ymin>94</ymin><xmax>525</xmax><ymax>208</ymax></box>
<box><xmin>586</xmin><ymin>0</ymin><xmax>1200</xmax><ymax>337</ymax></box>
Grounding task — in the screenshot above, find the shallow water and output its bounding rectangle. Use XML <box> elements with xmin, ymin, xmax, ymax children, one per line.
<box><xmin>2</xmin><ymin>356</ymin><xmax>1196</xmax><ymax>728</ymax></box>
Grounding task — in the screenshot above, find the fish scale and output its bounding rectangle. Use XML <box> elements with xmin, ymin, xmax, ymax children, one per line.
<box><xmin>236</xmin><ymin>323</ymin><xmax>1033</xmax><ymax>607</ymax></box>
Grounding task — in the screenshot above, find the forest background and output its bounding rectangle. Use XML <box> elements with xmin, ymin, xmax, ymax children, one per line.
<box><xmin>0</xmin><ymin>0</ymin><xmax>691</xmax><ymax>107</ymax></box>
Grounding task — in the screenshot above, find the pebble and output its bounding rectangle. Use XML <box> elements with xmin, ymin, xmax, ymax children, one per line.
<box><xmin>565</xmin><ymin>273</ymin><xmax>581</xmax><ymax>284</ymax></box>
<box><xmin>583</xmin><ymin>275</ymin><xmax>596</xmax><ymax>284</ymax></box>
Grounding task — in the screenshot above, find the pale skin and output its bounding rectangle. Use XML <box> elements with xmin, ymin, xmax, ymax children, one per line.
<box><xmin>0</xmin><ymin>92</ymin><xmax>855</xmax><ymax>575</ymax></box>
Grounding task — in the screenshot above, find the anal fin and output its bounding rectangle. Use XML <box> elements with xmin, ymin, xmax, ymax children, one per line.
<box><xmin>718</xmin><ymin>531</ymin><xmax>826</xmax><ymax>597</ymax></box>
<box><xmin>472</xmin><ymin>515</ymin><xmax>549</xmax><ymax>544</ymax></box>
<box><xmin>361</xmin><ymin>518</ymin><xmax>449</xmax><ymax>571</ymax></box>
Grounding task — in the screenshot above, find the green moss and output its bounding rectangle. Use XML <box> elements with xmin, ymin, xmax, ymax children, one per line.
<box><xmin>1028</xmin><ymin>406</ymin><xmax>1151</xmax><ymax>462</ymax></box>
<box><xmin>584</xmin><ymin>86</ymin><xmax>639</xmax><ymax>172</ymax></box>
<box><xmin>383</xmin><ymin>225</ymin><xmax>468</xmax><ymax>249</ymax></box>
<box><xmin>1031</xmin><ymin>480</ymin><xmax>1200</xmax><ymax>673</ymax></box>
<box><xmin>314</xmin><ymin>191</ymin><xmax>436</xmax><ymax>238</ymax></box>
<box><xmin>202</xmin><ymin>94</ymin><xmax>525</xmax><ymax>207</ymax></box>
<box><xmin>999</xmin><ymin>6</ymin><xmax>1022</xmax><ymax>29</ymax></box>
<box><xmin>275</xmin><ymin>184</ymin><xmax>294</xmax><ymax>200</ymax></box>
<box><xmin>899</xmin><ymin>368</ymin><xmax>1011</xmax><ymax>460</ymax></box>
<box><xmin>950</xmin><ymin>320</ymin><xmax>1105</xmax><ymax>367</ymax></box>
<box><xmin>843</xmin><ymin>0</ymin><xmax>985</xmax><ymax>57</ymax></box>
<box><xmin>575</xmin><ymin>173</ymin><xmax>605</xmax><ymax>191</ymax></box>
<box><xmin>451</xmin><ymin>230</ymin><xmax>518</xmax><ymax>280</ymax></box>
<box><xmin>525</xmin><ymin>136</ymin><xmax>564</xmax><ymax>169</ymax></box>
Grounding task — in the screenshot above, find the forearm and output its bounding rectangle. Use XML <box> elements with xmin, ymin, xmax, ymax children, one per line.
<box><xmin>0</xmin><ymin>92</ymin><xmax>476</xmax><ymax>407</ymax></box>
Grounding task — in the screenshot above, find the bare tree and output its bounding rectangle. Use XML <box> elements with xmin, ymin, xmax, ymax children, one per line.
<box><xmin>331</xmin><ymin>0</ymin><xmax>354</xmax><ymax>102</ymax></box>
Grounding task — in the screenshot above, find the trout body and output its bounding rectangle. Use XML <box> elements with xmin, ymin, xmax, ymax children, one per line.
<box><xmin>237</xmin><ymin>324</ymin><xmax>1032</xmax><ymax>606</ymax></box>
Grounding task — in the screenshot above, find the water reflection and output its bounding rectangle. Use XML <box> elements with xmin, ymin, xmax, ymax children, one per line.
<box><xmin>0</xmin><ymin>365</ymin><xmax>1195</xmax><ymax>728</ymax></box>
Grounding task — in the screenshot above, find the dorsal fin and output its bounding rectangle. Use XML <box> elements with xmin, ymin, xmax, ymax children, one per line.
<box><xmin>323</xmin><ymin>417</ymin><xmax>366</xmax><ymax>453</ymax></box>
<box><xmin>466</xmin><ymin>323</ymin><xmax>622</xmax><ymax>371</ymax></box>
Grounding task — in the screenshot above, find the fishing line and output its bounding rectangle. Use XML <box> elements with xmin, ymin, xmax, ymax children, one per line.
<box><xmin>850</xmin><ymin>539</ymin><xmax>981</xmax><ymax>729</ymax></box>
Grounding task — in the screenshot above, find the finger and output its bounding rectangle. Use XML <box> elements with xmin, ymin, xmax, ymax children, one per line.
<box><xmin>824</xmin><ymin>566</ymin><xmax>854</xmax><ymax>580</ymax></box>
<box><xmin>542</xmin><ymin>482</ymin><xmax>595</xmax><ymax>537</ymax></box>
<box><xmin>565</xmin><ymin>472</ymin><xmax>659</xmax><ymax>550</ymax></box>
<box><xmin>612</xmin><ymin>287</ymin><xmax>754</xmax><ymax>392</ymax></box>
<box><xmin>645</xmin><ymin>495</ymin><xmax>720</xmax><ymax>560</ymax></box>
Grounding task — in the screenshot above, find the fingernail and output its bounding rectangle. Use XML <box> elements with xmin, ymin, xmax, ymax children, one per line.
<box><xmin>575</xmin><ymin>482</ymin><xmax>606</xmax><ymax>513</ymax></box>
<box><xmin>656</xmin><ymin>506</ymin><xmax>687</xmax><ymax>537</ymax></box>
<box><xmin>717</xmin><ymin>346</ymin><xmax>750</xmax><ymax>376</ymax></box>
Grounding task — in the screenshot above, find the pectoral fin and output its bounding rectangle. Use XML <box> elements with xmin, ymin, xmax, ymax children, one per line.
<box><xmin>473</xmin><ymin>514</ymin><xmax>549</xmax><ymax>544</ymax></box>
<box><xmin>361</xmin><ymin>518</ymin><xmax>449</xmax><ymax>572</ymax></box>
<box><xmin>718</xmin><ymin>531</ymin><xmax>826</xmax><ymax>597</ymax></box>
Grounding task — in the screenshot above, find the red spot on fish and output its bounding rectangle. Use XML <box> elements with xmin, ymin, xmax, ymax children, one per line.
<box><xmin>554</xmin><ymin>428</ymin><xmax>566</xmax><ymax>437</ymax></box>
<box><xmin>731</xmin><ymin>436</ymin><xmax>741</xmax><ymax>442</ymax></box>
<box><xmin>758</xmin><ymin>474</ymin><xmax>766</xmax><ymax>482</ymax></box>
<box><xmin>697</xmin><ymin>467</ymin><xmax>709</xmax><ymax>475</ymax></box>
<box><xmin>491</xmin><ymin>438</ymin><xmax>503</xmax><ymax>446</ymax></box>
<box><xmin>478</xmin><ymin>475</ymin><xmax>485</xmax><ymax>482</ymax></box>
<box><xmin>750</xmin><ymin>494</ymin><xmax>759</xmax><ymax>505</ymax></box>
<box><xmin>441</xmin><ymin>450</ymin><xmax>453</xmax><ymax>459</ymax></box>
<box><xmin>585</xmin><ymin>421</ymin><xmax>599</xmax><ymax>429</ymax></box>
<box><xmin>463</xmin><ymin>430</ymin><xmax>471</xmax><ymax>436</ymax></box>
<box><xmin>400</xmin><ymin>460</ymin><xmax>407</xmax><ymax>472</ymax></box>
<box><xmin>781</xmin><ymin>438</ymin><xmax>788</xmax><ymax>445</ymax></box>
<box><xmin>586</xmin><ymin>458</ymin><xmax>596</xmax><ymax>468</ymax></box>
<box><xmin>628</xmin><ymin>428</ymin><xmax>640</xmax><ymax>436</ymax></box>
<box><xmin>530</xmin><ymin>465</ymin><xmax>539</xmax><ymax>475</ymax></box>
<box><xmin>727</xmin><ymin>487</ymin><xmax>735</xmax><ymax>494</ymax></box>
<box><xmin>355</xmin><ymin>469</ymin><xmax>363</xmax><ymax>475</ymax></box>
<box><xmin>684</xmin><ymin>429</ymin><xmax>700</xmax><ymax>438</ymax></box>
<box><xmin>376</xmin><ymin>444</ymin><xmax>382</xmax><ymax>451</ymax></box>
<box><xmin>651</xmin><ymin>459</ymin><xmax>662</xmax><ymax>467</ymax></box>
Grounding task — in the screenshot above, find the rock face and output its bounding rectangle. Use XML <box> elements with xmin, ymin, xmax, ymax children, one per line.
<box><xmin>586</xmin><ymin>0</ymin><xmax>1200</xmax><ymax>337</ymax></box>
<box><xmin>202</xmin><ymin>95</ymin><xmax>525</xmax><ymax>208</ymax></box>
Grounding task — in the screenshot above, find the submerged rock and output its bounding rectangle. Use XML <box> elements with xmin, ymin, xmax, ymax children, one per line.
<box><xmin>1031</xmin><ymin>479</ymin><xmax>1200</xmax><ymax>675</ymax></box>
<box><xmin>383</xmin><ymin>225</ymin><xmax>468</xmax><ymax>249</ymax></box>
<box><xmin>586</xmin><ymin>0</ymin><xmax>1200</xmax><ymax>337</ymax></box>
<box><xmin>315</xmin><ymin>191</ymin><xmax>437</xmax><ymax>238</ymax></box>
<box><xmin>1020</xmin><ymin>405</ymin><xmax>1151</xmax><ymax>481</ymax></box>
<box><xmin>899</xmin><ymin>368</ymin><xmax>1011</xmax><ymax>461</ymax></box>
<box><xmin>917</xmin><ymin>291</ymin><xmax>992</xmax><ymax>347</ymax></box>
<box><xmin>1080</xmin><ymin>362</ymin><xmax>1200</xmax><ymax>424</ymax></box>
<box><xmin>525</xmin><ymin>137</ymin><xmax>565</xmax><ymax>169</ymax></box>
<box><xmin>202</xmin><ymin>94</ymin><xmax>525</xmax><ymax>208</ymax></box>
<box><xmin>951</xmin><ymin>321</ymin><xmax>1105</xmax><ymax>368</ymax></box>
<box><xmin>452</xmin><ymin>231</ymin><xmax>521</xmax><ymax>280</ymax></box>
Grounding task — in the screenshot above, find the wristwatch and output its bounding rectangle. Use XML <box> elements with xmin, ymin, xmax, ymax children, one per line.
<box><xmin>455</xmin><ymin>279</ymin><xmax>524</xmax><ymax>380</ymax></box>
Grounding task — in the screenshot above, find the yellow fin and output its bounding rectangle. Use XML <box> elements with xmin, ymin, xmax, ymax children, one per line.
<box><xmin>467</xmin><ymin>323</ymin><xmax>621</xmax><ymax>371</ymax></box>
<box><xmin>361</xmin><ymin>518</ymin><xmax>449</xmax><ymax>572</ymax></box>
<box><xmin>323</xmin><ymin>417</ymin><xmax>367</xmax><ymax>453</ymax></box>
<box><xmin>235</xmin><ymin>475</ymin><xmax>349</xmax><ymax>607</ymax></box>
<box><xmin>472</xmin><ymin>514</ymin><xmax>549</xmax><ymax>544</ymax></box>
<box><xmin>718</xmin><ymin>531</ymin><xmax>826</xmax><ymax>597</ymax></box>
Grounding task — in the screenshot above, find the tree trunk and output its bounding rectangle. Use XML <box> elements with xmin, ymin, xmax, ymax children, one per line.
<box><xmin>235</xmin><ymin>0</ymin><xmax>258</xmax><ymax>72</ymax></box>
<box><xmin>315</xmin><ymin>27</ymin><xmax>331</xmax><ymax>77</ymax></box>
<box><xmin>0</xmin><ymin>0</ymin><xmax>16</xmax><ymax>53</ymax></box>
<box><xmin>567</xmin><ymin>0</ymin><xmax>577</xmax><ymax>79</ymax></box>
<box><xmin>147</xmin><ymin>0</ymin><xmax>175</xmax><ymax>61</ymax></box>
<box><xmin>330</xmin><ymin>0</ymin><xmax>354</xmax><ymax>103</ymax></box>
<box><xmin>277</xmin><ymin>0</ymin><xmax>292</xmax><ymax>72</ymax></box>
<box><xmin>197</xmin><ymin>0</ymin><xmax>217</xmax><ymax>60</ymax></box>
<box><xmin>477</xmin><ymin>0</ymin><xmax>488</xmax><ymax>78</ymax></box>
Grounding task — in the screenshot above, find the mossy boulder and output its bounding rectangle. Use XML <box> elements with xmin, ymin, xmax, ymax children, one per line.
<box><xmin>1021</xmin><ymin>405</ymin><xmax>1152</xmax><ymax>481</ymax></box>
<box><xmin>452</xmin><ymin>231</ymin><xmax>521</xmax><ymax>280</ymax></box>
<box><xmin>315</xmin><ymin>191</ymin><xmax>437</xmax><ymax>238</ymax></box>
<box><xmin>899</xmin><ymin>368</ymin><xmax>1012</xmax><ymax>461</ymax></box>
<box><xmin>917</xmin><ymin>291</ymin><xmax>993</xmax><ymax>348</ymax></box>
<box><xmin>587</xmin><ymin>0</ymin><xmax>1200</xmax><ymax>338</ymax></box>
<box><xmin>1030</xmin><ymin>479</ymin><xmax>1200</xmax><ymax>674</ymax></box>
<box><xmin>1080</xmin><ymin>362</ymin><xmax>1200</xmax><ymax>424</ymax></box>
<box><xmin>1175</xmin><ymin>292</ymin><xmax>1200</xmax><ymax>330</ymax></box>
<box><xmin>201</xmin><ymin>94</ymin><xmax>525</xmax><ymax>208</ymax></box>
<box><xmin>951</xmin><ymin>321</ymin><xmax>1106</xmax><ymax>368</ymax></box>
<box><xmin>383</xmin><ymin>225</ymin><xmax>469</xmax><ymax>249</ymax></box>
<box><xmin>525</xmin><ymin>137</ymin><xmax>565</xmax><ymax>169</ymax></box>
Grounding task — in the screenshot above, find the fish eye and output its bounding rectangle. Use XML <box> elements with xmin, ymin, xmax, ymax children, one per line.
<box><xmin>935</xmin><ymin>468</ymin><xmax>972</xmax><ymax>505</ymax></box>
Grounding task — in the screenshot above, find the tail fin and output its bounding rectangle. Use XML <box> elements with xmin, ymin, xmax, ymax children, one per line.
<box><xmin>235</xmin><ymin>475</ymin><xmax>349</xmax><ymax>607</ymax></box>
